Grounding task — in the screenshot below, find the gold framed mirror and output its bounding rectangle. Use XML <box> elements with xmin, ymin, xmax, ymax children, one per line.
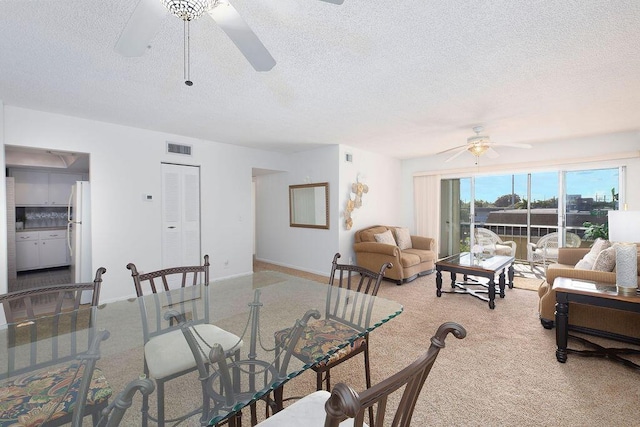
<box><xmin>289</xmin><ymin>182</ymin><xmax>329</xmax><ymax>229</ymax></box>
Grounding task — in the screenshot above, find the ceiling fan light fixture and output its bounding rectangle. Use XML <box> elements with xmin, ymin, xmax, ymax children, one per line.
<box><xmin>468</xmin><ymin>143</ymin><xmax>489</xmax><ymax>157</ymax></box>
<box><xmin>467</xmin><ymin>127</ymin><xmax>490</xmax><ymax>157</ymax></box>
<box><xmin>162</xmin><ymin>0</ymin><xmax>216</xmax><ymax>21</ymax></box>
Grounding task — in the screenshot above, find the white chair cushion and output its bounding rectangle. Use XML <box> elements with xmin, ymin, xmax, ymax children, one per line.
<box><xmin>534</xmin><ymin>247</ymin><xmax>558</xmax><ymax>259</ymax></box>
<box><xmin>145</xmin><ymin>323</ymin><xmax>242</xmax><ymax>379</ymax></box>
<box><xmin>256</xmin><ymin>390</ymin><xmax>362</xmax><ymax>427</ymax></box>
<box><xmin>493</xmin><ymin>244</ymin><xmax>513</xmax><ymax>256</ymax></box>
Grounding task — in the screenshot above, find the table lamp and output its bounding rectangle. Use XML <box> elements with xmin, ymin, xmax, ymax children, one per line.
<box><xmin>608</xmin><ymin>211</ymin><xmax>640</xmax><ymax>296</ymax></box>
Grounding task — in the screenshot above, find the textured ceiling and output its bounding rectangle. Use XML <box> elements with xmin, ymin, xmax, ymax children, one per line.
<box><xmin>1</xmin><ymin>1</ymin><xmax>639</xmax><ymax>159</ymax></box>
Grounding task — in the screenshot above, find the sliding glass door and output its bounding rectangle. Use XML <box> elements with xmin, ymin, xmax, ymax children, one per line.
<box><xmin>438</xmin><ymin>167</ymin><xmax>620</xmax><ymax>261</ymax></box>
<box><xmin>564</xmin><ymin>168</ymin><xmax>619</xmax><ymax>245</ymax></box>
<box><xmin>440</xmin><ymin>178</ymin><xmax>471</xmax><ymax>258</ymax></box>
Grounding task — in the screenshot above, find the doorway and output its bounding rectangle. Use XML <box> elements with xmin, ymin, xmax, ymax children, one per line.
<box><xmin>5</xmin><ymin>146</ymin><xmax>90</xmax><ymax>293</ymax></box>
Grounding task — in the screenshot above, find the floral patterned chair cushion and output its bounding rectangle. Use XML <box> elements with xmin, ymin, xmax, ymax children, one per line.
<box><xmin>274</xmin><ymin>319</ymin><xmax>366</xmax><ymax>367</ymax></box>
<box><xmin>0</xmin><ymin>363</ymin><xmax>112</xmax><ymax>427</ymax></box>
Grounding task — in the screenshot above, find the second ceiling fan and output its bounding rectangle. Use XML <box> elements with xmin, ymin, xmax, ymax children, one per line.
<box><xmin>438</xmin><ymin>126</ymin><xmax>532</xmax><ymax>163</ymax></box>
<box><xmin>115</xmin><ymin>0</ymin><xmax>343</xmax><ymax>84</ymax></box>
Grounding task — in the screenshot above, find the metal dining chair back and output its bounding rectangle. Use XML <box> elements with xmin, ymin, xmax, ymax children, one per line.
<box><xmin>127</xmin><ymin>255</ymin><xmax>242</xmax><ymax>427</ymax></box>
<box><xmin>315</xmin><ymin>253</ymin><xmax>391</xmax><ymax>391</ymax></box>
<box><xmin>0</xmin><ymin>268</ymin><xmax>110</xmax><ymax>427</ymax></box>
<box><xmin>257</xmin><ymin>322</ymin><xmax>467</xmax><ymax>427</ymax></box>
<box><xmin>272</xmin><ymin>253</ymin><xmax>391</xmax><ymax>424</ymax></box>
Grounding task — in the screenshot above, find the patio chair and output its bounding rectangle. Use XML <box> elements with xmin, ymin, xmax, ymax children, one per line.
<box><xmin>474</xmin><ymin>227</ymin><xmax>517</xmax><ymax>257</ymax></box>
<box><xmin>255</xmin><ymin>322</ymin><xmax>467</xmax><ymax>427</ymax></box>
<box><xmin>527</xmin><ymin>231</ymin><xmax>581</xmax><ymax>269</ymax></box>
<box><xmin>127</xmin><ymin>255</ymin><xmax>243</xmax><ymax>427</ymax></box>
<box><xmin>0</xmin><ymin>268</ymin><xmax>111</xmax><ymax>427</ymax></box>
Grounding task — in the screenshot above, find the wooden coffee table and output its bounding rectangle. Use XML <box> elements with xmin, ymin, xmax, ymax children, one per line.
<box><xmin>435</xmin><ymin>253</ymin><xmax>514</xmax><ymax>309</ymax></box>
<box><xmin>554</xmin><ymin>277</ymin><xmax>640</xmax><ymax>369</ymax></box>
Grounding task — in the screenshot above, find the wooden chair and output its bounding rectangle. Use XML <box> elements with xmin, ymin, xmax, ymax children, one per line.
<box><xmin>0</xmin><ymin>268</ymin><xmax>111</xmax><ymax>427</ymax></box>
<box><xmin>273</xmin><ymin>254</ymin><xmax>391</xmax><ymax>412</ymax></box>
<box><xmin>127</xmin><ymin>255</ymin><xmax>243</xmax><ymax>427</ymax></box>
<box><xmin>256</xmin><ymin>322</ymin><xmax>467</xmax><ymax>427</ymax></box>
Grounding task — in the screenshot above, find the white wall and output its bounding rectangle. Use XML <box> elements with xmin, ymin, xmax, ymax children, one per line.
<box><xmin>337</xmin><ymin>145</ymin><xmax>403</xmax><ymax>265</ymax></box>
<box><xmin>400</xmin><ymin>131</ymin><xmax>640</xmax><ymax>232</ymax></box>
<box><xmin>2</xmin><ymin>106</ymin><xmax>291</xmax><ymax>302</ymax></box>
<box><xmin>255</xmin><ymin>146</ymin><xmax>339</xmax><ymax>275</ymax></box>
<box><xmin>254</xmin><ymin>145</ymin><xmax>402</xmax><ymax>276</ymax></box>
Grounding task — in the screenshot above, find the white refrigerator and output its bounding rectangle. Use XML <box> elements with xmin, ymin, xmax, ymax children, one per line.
<box><xmin>67</xmin><ymin>181</ymin><xmax>92</xmax><ymax>290</ymax></box>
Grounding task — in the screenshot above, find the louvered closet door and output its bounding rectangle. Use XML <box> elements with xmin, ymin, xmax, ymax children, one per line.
<box><xmin>161</xmin><ymin>163</ymin><xmax>201</xmax><ymax>286</ymax></box>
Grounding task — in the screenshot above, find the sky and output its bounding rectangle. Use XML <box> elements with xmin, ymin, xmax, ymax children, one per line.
<box><xmin>459</xmin><ymin>168</ymin><xmax>619</xmax><ymax>204</ymax></box>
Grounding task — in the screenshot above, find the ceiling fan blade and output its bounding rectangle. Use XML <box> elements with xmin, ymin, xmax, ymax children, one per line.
<box><xmin>318</xmin><ymin>0</ymin><xmax>345</xmax><ymax>4</ymax></box>
<box><xmin>491</xmin><ymin>142</ymin><xmax>533</xmax><ymax>149</ymax></box>
<box><xmin>436</xmin><ymin>144</ymin><xmax>466</xmax><ymax>155</ymax></box>
<box><xmin>115</xmin><ymin>0</ymin><xmax>167</xmax><ymax>57</ymax></box>
<box><xmin>486</xmin><ymin>147</ymin><xmax>500</xmax><ymax>158</ymax></box>
<box><xmin>445</xmin><ymin>147</ymin><xmax>469</xmax><ymax>162</ymax></box>
<box><xmin>209</xmin><ymin>2</ymin><xmax>276</xmax><ymax>72</ymax></box>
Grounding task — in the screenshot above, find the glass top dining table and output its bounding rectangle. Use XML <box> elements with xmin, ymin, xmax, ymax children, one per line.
<box><xmin>0</xmin><ymin>271</ymin><xmax>403</xmax><ymax>426</ymax></box>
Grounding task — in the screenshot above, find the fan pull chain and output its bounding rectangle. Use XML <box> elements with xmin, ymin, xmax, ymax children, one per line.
<box><xmin>184</xmin><ymin>20</ymin><xmax>193</xmax><ymax>86</ymax></box>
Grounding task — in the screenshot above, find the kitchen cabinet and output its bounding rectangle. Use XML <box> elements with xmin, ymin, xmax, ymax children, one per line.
<box><xmin>13</xmin><ymin>170</ymin><xmax>49</xmax><ymax>205</ymax></box>
<box><xmin>16</xmin><ymin>232</ymin><xmax>40</xmax><ymax>271</ymax></box>
<box><xmin>39</xmin><ymin>230</ymin><xmax>69</xmax><ymax>267</ymax></box>
<box><xmin>48</xmin><ymin>173</ymin><xmax>82</xmax><ymax>205</ymax></box>
<box><xmin>11</xmin><ymin>169</ymin><xmax>83</xmax><ymax>206</ymax></box>
<box><xmin>16</xmin><ymin>230</ymin><xmax>69</xmax><ymax>271</ymax></box>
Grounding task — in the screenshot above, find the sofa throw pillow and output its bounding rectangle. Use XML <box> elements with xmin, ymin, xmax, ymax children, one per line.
<box><xmin>574</xmin><ymin>238</ymin><xmax>612</xmax><ymax>270</ymax></box>
<box><xmin>592</xmin><ymin>245</ymin><xmax>617</xmax><ymax>272</ymax></box>
<box><xmin>374</xmin><ymin>229</ymin><xmax>397</xmax><ymax>246</ymax></box>
<box><xmin>393</xmin><ymin>227</ymin><xmax>412</xmax><ymax>250</ymax></box>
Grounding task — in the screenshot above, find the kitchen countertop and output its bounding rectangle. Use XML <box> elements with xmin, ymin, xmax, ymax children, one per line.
<box><xmin>17</xmin><ymin>227</ymin><xmax>67</xmax><ymax>232</ymax></box>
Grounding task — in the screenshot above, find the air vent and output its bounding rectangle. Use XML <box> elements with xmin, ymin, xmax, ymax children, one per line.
<box><xmin>167</xmin><ymin>142</ymin><xmax>192</xmax><ymax>156</ymax></box>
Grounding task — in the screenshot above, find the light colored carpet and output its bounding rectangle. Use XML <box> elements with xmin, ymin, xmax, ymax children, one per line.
<box><xmin>97</xmin><ymin>268</ymin><xmax>640</xmax><ymax>426</ymax></box>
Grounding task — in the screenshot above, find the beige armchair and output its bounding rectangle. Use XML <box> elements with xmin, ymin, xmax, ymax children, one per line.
<box><xmin>527</xmin><ymin>231</ymin><xmax>581</xmax><ymax>269</ymax></box>
<box><xmin>474</xmin><ymin>227</ymin><xmax>516</xmax><ymax>257</ymax></box>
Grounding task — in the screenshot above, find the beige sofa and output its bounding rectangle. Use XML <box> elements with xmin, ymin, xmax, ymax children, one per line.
<box><xmin>353</xmin><ymin>225</ymin><xmax>436</xmax><ymax>284</ymax></box>
<box><xmin>539</xmin><ymin>246</ymin><xmax>640</xmax><ymax>340</ymax></box>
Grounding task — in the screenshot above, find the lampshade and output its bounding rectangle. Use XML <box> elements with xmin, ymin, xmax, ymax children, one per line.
<box><xmin>609</xmin><ymin>211</ymin><xmax>640</xmax><ymax>295</ymax></box>
<box><xmin>608</xmin><ymin>211</ymin><xmax>640</xmax><ymax>243</ymax></box>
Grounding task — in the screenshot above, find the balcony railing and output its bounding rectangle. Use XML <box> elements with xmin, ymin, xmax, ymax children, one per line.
<box><xmin>460</xmin><ymin>222</ymin><xmax>590</xmax><ymax>261</ymax></box>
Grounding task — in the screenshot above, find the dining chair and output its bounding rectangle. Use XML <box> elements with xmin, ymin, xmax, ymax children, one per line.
<box><xmin>256</xmin><ymin>322</ymin><xmax>467</xmax><ymax>427</ymax></box>
<box><xmin>273</xmin><ymin>253</ymin><xmax>391</xmax><ymax>413</ymax></box>
<box><xmin>96</xmin><ymin>377</ymin><xmax>156</xmax><ymax>427</ymax></box>
<box><xmin>127</xmin><ymin>255</ymin><xmax>243</xmax><ymax>427</ymax></box>
<box><xmin>0</xmin><ymin>267</ymin><xmax>111</xmax><ymax>427</ymax></box>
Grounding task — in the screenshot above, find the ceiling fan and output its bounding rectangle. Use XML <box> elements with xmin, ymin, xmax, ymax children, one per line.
<box><xmin>115</xmin><ymin>0</ymin><xmax>343</xmax><ymax>85</ymax></box>
<box><xmin>437</xmin><ymin>126</ymin><xmax>532</xmax><ymax>163</ymax></box>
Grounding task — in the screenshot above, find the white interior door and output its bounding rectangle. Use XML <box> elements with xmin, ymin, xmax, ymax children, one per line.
<box><xmin>161</xmin><ymin>163</ymin><xmax>201</xmax><ymax>276</ymax></box>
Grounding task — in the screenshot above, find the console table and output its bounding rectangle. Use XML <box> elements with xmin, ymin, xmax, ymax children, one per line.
<box><xmin>554</xmin><ymin>277</ymin><xmax>640</xmax><ymax>369</ymax></box>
